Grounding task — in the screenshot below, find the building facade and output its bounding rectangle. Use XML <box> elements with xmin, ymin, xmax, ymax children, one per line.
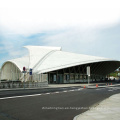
<box><xmin>1</xmin><ymin>46</ymin><xmax>120</xmax><ymax>84</ymax></box>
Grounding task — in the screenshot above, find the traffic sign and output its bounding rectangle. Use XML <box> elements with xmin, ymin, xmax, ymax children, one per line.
<box><xmin>23</xmin><ymin>67</ymin><xmax>26</xmax><ymax>71</ymax></box>
<box><xmin>87</xmin><ymin>66</ymin><xmax>90</xmax><ymax>76</ymax></box>
<box><xmin>29</xmin><ymin>68</ymin><xmax>32</xmax><ymax>75</ymax></box>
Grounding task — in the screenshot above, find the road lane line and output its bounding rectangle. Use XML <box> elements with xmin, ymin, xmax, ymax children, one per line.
<box><xmin>63</xmin><ymin>91</ymin><xmax>67</xmax><ymax>92</ymax></box>
<box><xmin>78</xmin><ymin>88</ymin><xmax>84</xmax><ymax>90</ymax></box>
<box><xmin>45</xmin><ymin>93</ymin><xmax>50</xmax><ymax>95</ymax></box>
<box><xmin>96</xmin><ymin>89</ymin><xmax>101</xmax><ymax>90</ymax></box>
<box><xmin>0</xmin><ymin>94</ymin><xmax>42</xmax><ymax>100</ymax></box>
<box><xmin>55</xmin><ymin>92</ymin><xmax>59</xmax><ymax>93</ymax></box>
<box><xmin>0</xmin><ymin>87</ymin><xmax>86</xmax><ymax>100</ymax></box>
<box><xmin>108</xmin><ymin>90</ymin><xmax>113</xmax><ymax>91</ymax></box>
<box><xmin>69</xmin><ymin>90</ymin><xmax>75</xmax><ymax>92</ymax></box>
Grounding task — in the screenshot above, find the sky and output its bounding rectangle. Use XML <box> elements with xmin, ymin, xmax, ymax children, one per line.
<box><xmin>0</xmin><ymin>0</ymin><xmax>120</xmax><ymax>67</ymax></box>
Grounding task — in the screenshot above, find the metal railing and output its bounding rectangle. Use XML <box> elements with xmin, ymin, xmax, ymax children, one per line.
<box><xmin>0</xmin><ymin>81</ymin><xmax>48</xmax><ymax>89</ymax></box>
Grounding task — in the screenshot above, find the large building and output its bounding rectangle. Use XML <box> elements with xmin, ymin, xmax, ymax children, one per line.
<box><xmin>1</xmin><ymin>46</ymin><xmax>120</xmax><ymax>84</ymax></box>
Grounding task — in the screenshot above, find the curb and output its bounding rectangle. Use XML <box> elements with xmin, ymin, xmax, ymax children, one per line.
<box><xmin>73</xmin><ymin>115</ymin><xmax>79</xmax><ymax>120</ymax></box>
<box><xmin>0</xmin><ymin>84</ymin><xmax>120</xmax><ymax>91</ymax></box>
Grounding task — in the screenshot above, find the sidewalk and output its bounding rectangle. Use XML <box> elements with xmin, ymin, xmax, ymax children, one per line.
<box><xmin>48</xmin><ymin>83</ymin><xmax>120</xmax><ymax>88</ymax></box>
<box><xmin>0</xmin><ymin>83</ymin><xmax>120</xmax><ymax>91</ymax></box>
<box><xmin>0</xmin><ymin>83</ymin><xmax>110</xmax><ymax>91</ymax></box>
<box><xmin>73</xmin><ymin>93</ymin><xmax>120</xmax><ymax>120</ymax></box>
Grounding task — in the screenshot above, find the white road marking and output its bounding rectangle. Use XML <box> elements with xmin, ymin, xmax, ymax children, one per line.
<box><xmin>69</xmin><ymin>90</ymin><xmax>75</xmax><ymax>92</ymax></box>
<box><xmin>63</xmin><ymin>91</ymin><xmax>67</xmax><ymax>92</ymax></box>
<box><xmin>0</xmin><ymin>87</ymin><xmax>88</xmax><ymax>100</ymax></box>
<box><xmin>55</xmin><ymin>92</ymin><xmax>59</xmax><ymax>94</ymax></box>
<box><xmin>96</xmin><ymin>89</ymin><xmax>101</xmax><ymax>90</ymax></box>
<box><xmin>0</xmin><ymin>94</ymin><xmax>42</xmax><ymax>100</ymax></box>
<box><xmin>108</xmin><ymin>90</ymin><xmax>113</xmax><ymax>91</ymax></box>
<box><xmin>45</xmin><ymin>93</ymin><xmax>50</xmax><ymax>95</ymax></box>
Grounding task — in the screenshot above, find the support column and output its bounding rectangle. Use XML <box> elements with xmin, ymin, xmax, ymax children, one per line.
<box><xmin>68</xmin><ymin>68</ymin><xmax>70</xmax><ymax>83</ymax></box>
<box><xmin>48</xmin><ymin>73</ymin><xmax>50</xmax><ymax>84</ymax></box>
<box><xmin>56</xmin><ymin>70</ymin><xmax>58</xmax><ymax>84</ymax></box>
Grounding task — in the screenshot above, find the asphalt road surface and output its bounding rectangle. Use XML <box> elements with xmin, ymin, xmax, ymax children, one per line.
<box><xmin>0</xmin><ymin>86</ymin><xmax>120</xmax><ymax>120</ymax></box>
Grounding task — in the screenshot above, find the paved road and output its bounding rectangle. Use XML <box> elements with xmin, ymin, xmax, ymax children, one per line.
<box><xmin>0</xmin><ymin>87</ymin><xmax>81</xmax><ymax>98</ymax></box>
<box><xmin>0</xmin><ymin>86</ymin><xmax>120</xmax><ymax>120</ymax></box>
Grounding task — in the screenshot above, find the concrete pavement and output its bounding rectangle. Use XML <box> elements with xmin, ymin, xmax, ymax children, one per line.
<box><xmin>49</xmin><ymin>83</ymin><xmax>120</xmax><ymax>88</ymax></box>
<box><xmin>0</xmin><ymin>82</ymin><xmax>120</xmax><ymax>91</ymax></box>
<box><xmin>0</xmin><ymin>83</ymin><xmax>97</xmax><ymax>91</ymax></box>
<box><xmin>73</xmin><ymin>93</ymin><xmax>120</xmax><ymax>120</ymax></box>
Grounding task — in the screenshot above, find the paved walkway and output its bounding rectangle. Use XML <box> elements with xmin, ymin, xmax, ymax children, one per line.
<box><xmin>0</xmin><ymin>83</ymin><xmax>120</xmax><ymax>91</ymax></box>
<box><xmin>73</xmin><ymin>93</ymin><xmax>120</xmax><ymax>120</ymax></box>
<box><xmin>48</xmin><ymin>83</ymin><xmax>120</xmax><ymax>88</ymax></box>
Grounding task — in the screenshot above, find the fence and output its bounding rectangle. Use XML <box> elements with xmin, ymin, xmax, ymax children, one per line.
<box><xmin>0</xmin><ymin>81</ymin><xmax>48</xmax><ymax>89</ymax></box>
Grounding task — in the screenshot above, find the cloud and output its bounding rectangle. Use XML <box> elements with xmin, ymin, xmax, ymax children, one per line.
<box><xmin>0</xmin><ymin>31</ymin><xmax>47</xmax><ymax>66</ymax></box>
<box><xmin>0</xmin><ymin>0</ymin><xmax>120</xmax><ymax>35</ymax></box>
<box><xmin>43</xmin><ymin>28</ymin><xmax>97</xmax><ymax>52</ymax></box>
<box><xmin>0</xmin><ymin>0</ymin><xmax>120</xmax><ymax>67</ymax></box>
<box><xmin>43</xmin><ymin>23</ymin><xmax>120</xmax><ymax>60</ymax></box>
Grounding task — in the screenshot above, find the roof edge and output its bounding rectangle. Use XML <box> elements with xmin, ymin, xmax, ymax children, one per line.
<box><xmin>24</xmin><ymin>45</ymin><xmax>62</xmax><ymax>51</ymax></box>
<box><xmin>37</xmin><ymin>59</ymin><xmax>120</xmax><ymax>74</ymax></box>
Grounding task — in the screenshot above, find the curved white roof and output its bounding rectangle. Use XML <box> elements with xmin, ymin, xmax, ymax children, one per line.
<box><xmin>24</xmin><ymin>46</ymin><xmax>62</xmax><ymax>69</ymax></box>
<box><xmin>35</xmin><ymin>51</ymin><xmax>112</xmax><ymax>74</ymax></box>
<box><xmin>8</xmin><ymin>56</ymin><xmax>29</xmax><ymax>71</ymax></box>
<box><xmin>3</xmin><ymin>46</ymin><xmax>119</xmax><ymax>73</ymax></box>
